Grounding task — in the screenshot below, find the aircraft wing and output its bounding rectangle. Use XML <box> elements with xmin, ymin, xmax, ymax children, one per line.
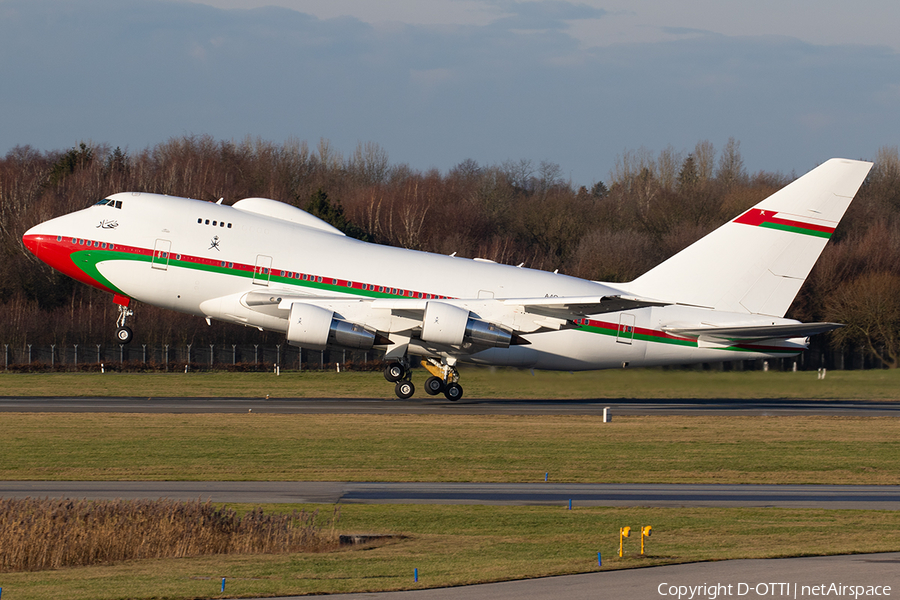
<box><xmin>249</xmin><ymin>291</ymin><xmax>668</xmax><ymax>317</ymax></box>
<box><xmin>244</xmin><ymin>290</ymin><xmax>672</xmax><ymax>337</ymax></box>
<box><xmin>663</xmin><ymin>322</ymin><xmax>843</xmax><ymax>341</ymax></box>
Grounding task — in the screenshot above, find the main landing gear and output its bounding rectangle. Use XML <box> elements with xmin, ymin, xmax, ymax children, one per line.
<box><xmin>115</xmin><ymin>302</ymin><xmax>134</xmax><ymax>344</ymax></box>
<box><xmin>384</xmin><ymin>357</ymin><xmax>463</xmax><ymax>401</ymax></box>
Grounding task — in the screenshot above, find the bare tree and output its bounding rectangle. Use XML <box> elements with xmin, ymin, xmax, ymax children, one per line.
<box><xmin>825</xmin><ymin>272</ymin><xmax>900</xmax><ymax>368</ymax></box>
<box><xmin>716</xmin><ymin>137</ymin><xmax>746</xmax><ymax>189</ymax></box>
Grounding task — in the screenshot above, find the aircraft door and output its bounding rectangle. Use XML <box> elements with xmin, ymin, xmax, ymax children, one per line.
<box><xmin>152</xmin><ymin>239</ymin><xmax>171</xmax><ymax>270</ymax></box>
<box><xmin>616</xmin><ymin>313</ymin><xmax>636</xmax><ymax>345</ymax></box>
<box><xmin>253</xmin><ymin>254</ymin><xmax>273</xmax><ymax>286</ymax></box>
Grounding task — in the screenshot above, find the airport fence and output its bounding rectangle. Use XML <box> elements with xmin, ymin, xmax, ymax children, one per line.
<box><xmin>1</xmin><ymin>343</ymin><xmax>387</xmax><ymax>373</ymax></box>
<box><xmin>0</xmin><ymin>341</ymin><xmax>889</xmax><ymax>372</ymax></box>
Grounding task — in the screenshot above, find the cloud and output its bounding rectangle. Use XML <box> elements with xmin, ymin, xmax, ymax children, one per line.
<box><xmin>489</xmin><ymin>1</ymin><xmax>607</xmax><ymax>30</ymax></box>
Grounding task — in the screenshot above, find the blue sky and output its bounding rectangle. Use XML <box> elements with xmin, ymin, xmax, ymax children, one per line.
<box><xmin>1</xmin><ymin>0</ymin><xmax>898</xmax><ymax>185</ymax></box>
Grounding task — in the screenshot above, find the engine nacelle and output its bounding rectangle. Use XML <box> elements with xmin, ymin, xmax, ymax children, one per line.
<box><xmin>420</xmin><ymin>301</ymin><xmax>513</xmax><ymax>349</ymax></box>
<box><xmin>421</xmin><ymin>302</ymin><xmax>470</xmax><ymax>346</ymax></box>
<box><xmin>286</xmin><ymin>303</ymin><xmax>379</xmax><ymax>350</ymax></box>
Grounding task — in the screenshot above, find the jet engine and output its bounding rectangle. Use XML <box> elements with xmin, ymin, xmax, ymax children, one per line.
<box><xmin>420</xmin><ymin>301</ymin><xmax>514</xmax><ymax>349</ymax></box>
<box><xmin>286</xmin><ymin>303</ymin><xmax>387</xmax><ymax>350</ymax></box>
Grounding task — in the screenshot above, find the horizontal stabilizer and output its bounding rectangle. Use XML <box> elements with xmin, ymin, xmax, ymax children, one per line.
<box><xmin>664</xmin><ymin>322</ymin><xmax>843</xmax><ymax>341</ymax></box>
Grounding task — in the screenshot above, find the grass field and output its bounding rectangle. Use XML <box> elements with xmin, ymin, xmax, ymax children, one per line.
<box><xmin>1</xmin><ymin>367</ymin><xmax>899</xmax><ymax>399</ymax></box>
<box><xmin>2</xmin><ymin>413</ymin><xmax>899</xmax><ymax>484</ymax></box>
<box><xmin>0</xmin><ymin>368</ymin><xmax>898</xmax><ymax>599</ymax></box>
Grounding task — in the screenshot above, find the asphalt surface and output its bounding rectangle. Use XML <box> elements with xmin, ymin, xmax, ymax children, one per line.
<box><xmin>3</xmin><ymin>481</ymin><xmax>900</xmax><ymax>510</ymax></box>
<box><xmin>3</xmin><ymin>396</ymin><xmax>900</xmax><ymax>415</ymax></box>
<box><xmin>272</xmin><ymin>553</ymin><xmax>900</xmax><ymax>599</ymax></box>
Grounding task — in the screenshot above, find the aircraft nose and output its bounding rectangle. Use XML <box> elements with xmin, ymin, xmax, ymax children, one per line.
<box><xmin>22</xmin><ymin>223</ymin><xmax>45</xmax><ymax>258</ymax></box>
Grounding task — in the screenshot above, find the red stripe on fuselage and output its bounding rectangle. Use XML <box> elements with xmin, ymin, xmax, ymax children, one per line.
<box><xmin>581</xmin><ymin>318</ymin><xmax>696</xmax><ymax>344</ymax></box>
<box><xmin>23</xmin><ymin>233</ymin><xmax>457</xmax><ymax>302</ymax></box>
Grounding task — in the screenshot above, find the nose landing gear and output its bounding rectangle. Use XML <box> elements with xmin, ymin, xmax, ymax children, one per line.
<box><xmin>115</xmin><ymin>298</ymin><xmax>134</xmax><ymax>345</ymax></box>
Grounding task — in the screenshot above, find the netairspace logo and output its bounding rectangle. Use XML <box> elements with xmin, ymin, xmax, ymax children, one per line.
<box><xmin>658</xmin><ymin>582</ymin><xmax>892</xmax><ymax>599</ymax></box>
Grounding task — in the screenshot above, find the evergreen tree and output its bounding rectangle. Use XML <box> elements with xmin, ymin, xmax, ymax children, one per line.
<box><xmin>305</xmin><ymin>189</ymin><xmax>371</xmax><ymax>241</ymax></box>
<box><xmin>47</xmin><ymin>142</ymin><xmax>93</xmax><ymax>186</ymax></box>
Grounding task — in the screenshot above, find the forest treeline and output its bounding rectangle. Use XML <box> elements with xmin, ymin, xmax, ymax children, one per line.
<box><xmin>2</xmin><ymin>136</ymin><xmax>899</xmax><ymax>366</ymax></box>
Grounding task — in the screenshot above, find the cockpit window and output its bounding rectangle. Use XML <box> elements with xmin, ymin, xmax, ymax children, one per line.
<box><xmin>94</xmin><ymin>198</ymin><xmax>123</xmax><ymax>208</ymax></box>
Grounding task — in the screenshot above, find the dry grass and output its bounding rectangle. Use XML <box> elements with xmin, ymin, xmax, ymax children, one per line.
<box><xmin>0</xmin><ymin>498</ymin><xmax>338</xmax><ymax>572</ymax></box>
<box><xmin>3</xmin><ymin>504</ymin><xmax>900</xmax><ymax>600</ymax></box>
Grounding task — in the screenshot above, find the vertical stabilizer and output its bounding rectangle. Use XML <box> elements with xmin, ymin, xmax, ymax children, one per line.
<box><xmin>623</xmin><ymin>158</ymin><xmax>872</xmax><ymax>317</ymax></box>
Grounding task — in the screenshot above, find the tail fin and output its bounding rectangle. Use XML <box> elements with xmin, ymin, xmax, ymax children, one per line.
<box><xmin>624</xmin><ymin>158</ymin><xmax>872</xmax><ymax>317</ymax></box>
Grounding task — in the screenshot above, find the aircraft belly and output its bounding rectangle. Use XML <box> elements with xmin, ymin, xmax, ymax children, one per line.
<box><xmin>471</xmin><ymin>327</ymin><xmax>649</xmax><ymax>371</ymax></box>
<box><xmin>468</xmin><ymin>346</ymin><xmax>538</xmax><ymax>368</ymax></box>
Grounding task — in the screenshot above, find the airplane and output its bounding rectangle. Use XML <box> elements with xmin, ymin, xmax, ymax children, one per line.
<box><xmin>22</xmin><ymin>158</ymin><xmax>872</xmax><ymax>400</ymax></box>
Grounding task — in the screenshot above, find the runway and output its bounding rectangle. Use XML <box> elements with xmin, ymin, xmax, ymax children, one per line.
<box><xmin>3</xmin><ymin>396</ymin><xmax>900</xmax><ymax>415</ymax></box>
<box><xmin>3</xmin><ymin>481</ymin><xmax>899</xmax><ymax>510</ymax></box>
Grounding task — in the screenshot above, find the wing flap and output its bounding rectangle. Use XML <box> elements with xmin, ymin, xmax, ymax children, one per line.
<box><xmin>505</xmin><ymin>295</ymin><xmax>670</xmax><ymax>319</ymax></box>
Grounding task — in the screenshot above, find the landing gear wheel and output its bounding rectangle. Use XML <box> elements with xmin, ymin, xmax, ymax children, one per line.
<box><xmin>395</xmin><ymin>380</ymin><xmax>415</xmax><ymax>399</ymax></box>
<box><xmin>115</xmin><ymin>326</ymin><xmax>133</xmax><ymax>344</ymax></box>
<box><xmin>444</xmin><ymin>382</ymin><xmax>463</xmax><ymax>401</ymax></box>
<box><xmin>424</xmin><ymin>376</ymin><xmax>445</xmax><ymax>396</ymax></box>
<box><xmin>384</xmin><ymin>362</ymin><xmax>406</xmax><ymax>382</ymax></box>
